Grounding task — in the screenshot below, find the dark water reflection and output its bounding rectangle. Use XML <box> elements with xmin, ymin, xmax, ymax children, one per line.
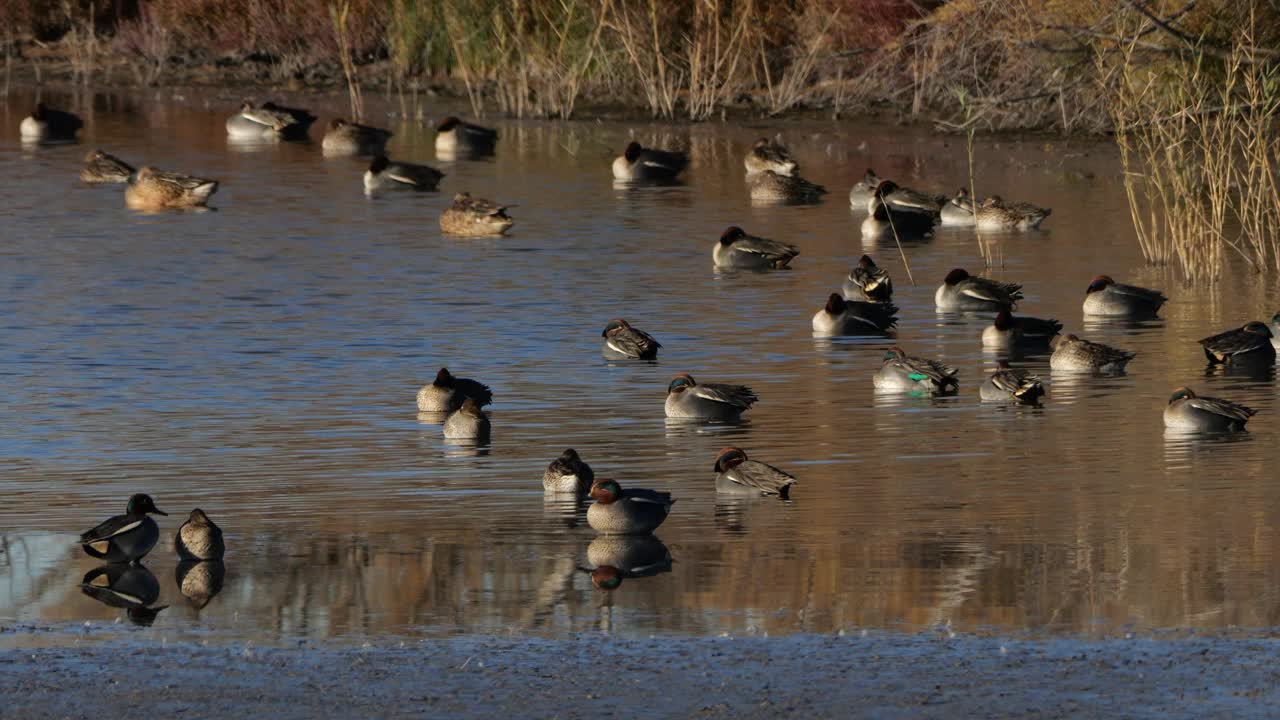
<box><xmin>1</xmin><ymin>88</ymin><xmax>1279</xmax><ymax>644</ymax></box>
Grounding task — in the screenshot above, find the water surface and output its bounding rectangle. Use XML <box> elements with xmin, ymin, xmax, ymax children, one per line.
<box><xmin>2</xmin><ymin>89</ymin><xmax>1278</xmax><ymax>645</ymax></box>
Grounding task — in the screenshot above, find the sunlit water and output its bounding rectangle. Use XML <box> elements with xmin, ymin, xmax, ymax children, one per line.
<box><xmin>1</xmin><ymin>88</ymin><xmax>1278</xmax><ymax>646</ymax></box>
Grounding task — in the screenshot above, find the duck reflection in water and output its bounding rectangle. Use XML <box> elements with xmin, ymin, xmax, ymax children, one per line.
<box><xmin>79</xmin><ymin>564</ymin><xmax>167</xmax><ymax>626</ymax></box>
<box><xmin>176</xmin><ymin>560</ymin><xmax>226</xmax><ymax>609</ymax></box>
<box><xmin>582</xmin><ymin>536</ymin><xmax>673</xmax><ymax>590</ymax></box>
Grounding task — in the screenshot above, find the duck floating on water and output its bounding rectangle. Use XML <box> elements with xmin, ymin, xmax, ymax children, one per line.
<box><xmin>587</xmin><ymin>479</ymin><xmax>675</xmax><ymax>535</ymax></box>
<box><xmin>664</xmin><ymin>373</ymin><xmax>758</xmax><ymax>421</ymax></box>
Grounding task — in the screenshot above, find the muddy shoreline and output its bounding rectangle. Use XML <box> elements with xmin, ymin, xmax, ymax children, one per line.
<box><xmin>2</xmin><ymin>632</ymin><xmax>1277</xmax><ymax>718</ymax></box>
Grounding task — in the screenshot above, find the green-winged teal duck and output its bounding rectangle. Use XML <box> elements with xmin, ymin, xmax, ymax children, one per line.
<box><xmin>744</xmin><ymin>138</ymin><xmax>797</xmax><ymax>176</ymax></box>
<box><xmin>440</xmin><ymin>192</ymin><xmax>514</xmax><ymax>236</ymax></box>
<box><xmin>364</xmin><ymin>155</ymin><xmax>444</xmax><ymax>192</ymax></box>
<box><xmin>713</xmin><ymin>226</ymin><xmax>799</xmax><ymax>270</ymax></box>
<box><xmin>843</xmin><ymin>254</ymin><xmax>893</xmax><ymax>302</ymax></box>
<box><xmin>81</xmin><ymin>149</ymin><xmax>135</xmax><ymax>184</ymax></box>
<box><xmin>602</xmin><ymin>318</ymin><xmax>662</xmax><ymax>360</ymax></box>
<box><xmin>665</xmin><ymin>373</ymin><xmax>758</xmax><ymax>420</ymax></box>
<box><xmin>21</xmin><ymin>102</ymin><xmax>82</xmax><ymax>142</ymax></box>
<box><xmin>226</xmin><ymin>100</ymin><xmax>315</xmax><ymax>140</ymax></box>
<box><xmin>940</xmin><ymin>187</ymin><xmax>977</xmax><ymax>226</ymax></box>
<box><xmin>125</xmin><ymin>166</ymin><xmax>218</xmax><ymax>210</ymax></box>
<box><xmin>176</xmin><ymin>509</ymin><xmax>225</xmax><ymax>561</ymax></box>
<box><xmin>612</xmin><ymin>141</ymin><xmax>688</xmax><ymax>182</ymax></box>
<box><xmin>79</xmin><ymin>493</ymin><xmax>167</xmax><ymax>563</ymax></box>
<box><xmin>975</xmin><ymin>195</ymin><xmax>1051</xmax><ymax>230</ymax></box>
<box><xmin>862</xmin><ymin>181</ymin><xmax>938</xmax><ymax>239</ymax></box>
<box><xmin>935</xmin><ymin>268</ymin><xmax>1022</xmax><ymax>312</ymax></box>
<box><xmin>982</xmin><ymin>310</ymin><xmax>1062</xmax><ymax>349</ymax></box>
<box><xmin>417</xmin><ymin>367</ymin><xmax>492</xmax><ymax>413</ymax></box>
<box><xmin>713</xmin><ymin>447</ymin><xmax>797</xmax><ymax>498</ymax></box>
<box><xmin>873</xmin><ymin>346</ymin><xmax>959</xmax><ymax>395</ymax></box>
<box><xmin>322</xmin><ymin>118</ymin><xmax>392</xmax><ymax>155</ymax></box>
<box><xmin>749</xmin><ymin>169</ymin><xmax>826</xmax><ymax>203</ymax></box>
<box><xmin>435</xmin><ymin>116</ymin><xmax>498</xmax><ymax>154</ymax></box>
<box><xmin>543</xmin><ymin>448</ymin><xmax>595</xmax><ymax>494</ymax></box>
<box><xmin>1199</xmin><ymin>321</ymin><xmax>1276</xmax><ymax>365</ymax></box>
<box><xmin>1049</xmin><ymin>333</ymin><xmax>1135</xmax><ymax>373</ymax></box>
<box><xmin>850</xmin><ymin>169</ymin><xmax>943</xmax><ymax>213</ymax></box>
<box><xmin>812</xmin><ymin>293</ymin><xmax>898</xmax><ymax>335</ymax></box>
<box><xmin>443</xmin><ymin>397</ymin><xmax>490</xmax><ymax>440</ymax></box>
<box><xmin>587</xmin><ymin>479</ymin><xmax>675</xmax><ymax>535</ymax></box>
<box><xmin>1164</xmin><ymin>387</ymin><xmax>1255</xmax><ymax>432</ymax></box>
<box><xmin>980</xmin><ymin>361</ymin><xmax>1044</xmax><ymax>405</ymax></box>
<box><xmin>1082</xmin><ymin>275</ymin><xmax>1166</xmax><ymax>318</ymax></box>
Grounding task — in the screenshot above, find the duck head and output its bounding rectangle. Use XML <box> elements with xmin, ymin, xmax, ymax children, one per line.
<box><xmin>872</xmin><ymin>180</ymin><xmax>899</xmax><ymax>198</ymax></box>
<box><xmin>135</xmin><ymin>166</ymin><xmax>157</xmax><ymax>181</ymax></box>
<box><xmin>1050</xmin><ymin>333</ymin><xmax>1079</xmax><ymax>350</ymax></box>
<box><xmin>1086</xmin><ymin>275</ymin><xmax>1115</xmax><ymax>294</ymax></box>
<box><xmin>1169</xmin><ymin>386</ymin><xmax>1196</xmax><ymax>404</ymax></box>
<box><xmin>186</xmin><ymin>508</ymin><xmax>214</xmax><ymax>526</ymax></box>
<box><xmin>369</xmin><ymin>155</ymin><xmax>390</xmax><ymax>173</ymax></box>
<box><xmin>602</xmin><ymin>318</ymin><xmax>631</xmax><ymax>338</ymax></box>
<box><xmin>32</xmin><ymin>102</ymin><xmax>48</xmax><ymax>120</ymax></box>
<box><xmin>993</xmin><ymin>310</ymin><xmax>1014</xmax><ymax>331</ymax></box>
<box><xmin>981</xmin><ymin>195</ymin><xmax>1004</xmax><ymax>208</ymax></box>
<box><xmin>1242</xmin><ymin>321</ymin><xmax>1273</xmax><ymax>337</ymax></box>
<box><xmin>824</xmin><ymin>293</ymin><xmax>846</xmax><ymax>315</ymax></box>
<box><xmin>589</xmin><ymin>479</ymin><xmax>623</xmax><ymax>504</ymax></box>
<box><xmin>944</xmin><ymin>268</ymin><xmax>971</xmax><ymax>286</ymax></box>
<box><xmin>85</xmin><ymin>148</ymin><xmax>106</xmax><ymax>162</ymax></box>
<box><xmin>589</xmin><ymin>566</ymin><xmax>623</xmax><ymax>590</ymax></box>
<box><xmin>126</xmin><ymin>493</ymin><xmax>167</xmax><ymax>516</ymax></box>
<box><xmin>437</xmin><ymin>116</ymin><xmax>461</xmax><ymax>132</ymax></box>
<box><xmin>753</xmin><ymin>137</ymin><xmax>770</xmax><ymax>149</ymax></box>
<box><xmin>433</xmin><ymin>368</ymin><xmax>455</xmax><ymax>388</ymax></box>
<box><xmin>883</xmin><ymin>346</ymin><xmax>907</xmax><ymax>362</ymax></box>
<box><xmin>556</xmin><ymin>448</ymin><xmax>584</xmax><ymax>468</ymax></box>
<box><xmin>857</xmin><ymin>254</ymin><xmax>877</xmax><ymax>270</ymax></box>
<box><xmin>459</xmin><ymin>397</ymin><xmax>485</xmax><ymax>417</ymax></box>
<box><xmin>955</xmin><ymin>187</ymin><xmax>970</xmax><ymax>199</ymax></box>
<box><xmin>239</xmin><ymin>100</ymin><xmax>254</xmax><ymax>112</ymax></box>
<box><xmin>862</xmin><ymin>168</ymin><xmax>879</xmax><ymax>185</ymax></box>
<box><xmin>667</xmin><ymin>374</ymin><xmax>696</xmax><ymax>395</ymax></box>
<box><xmin>714</xmin><ymin>446</ymin><xmax>748</xmax><ymax>473</ymax></box>
<box><xmin>623</xmin><ymin>141</ymin><xmax>643</xmax><ymax>162</ymax></box>
<box><xmin>719</xmin><ymin>226</ymin><xmax>746</xmax><ymax>245</ymax></box>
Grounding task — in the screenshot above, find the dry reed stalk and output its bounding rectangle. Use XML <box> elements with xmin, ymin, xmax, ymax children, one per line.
<box><xmin>762</xmin><ymin>6</ymin><xmax>838</xmax><ymax>116</ymax></box>
<box><xmin>684</xmin><ymin>0</ymin><xmax>753</xmax><ymax>121</ymax></box>
<box><xmin>330</xmin><ymin>0</ymin><xmax>364</xmax><ymax>121</ymax></box>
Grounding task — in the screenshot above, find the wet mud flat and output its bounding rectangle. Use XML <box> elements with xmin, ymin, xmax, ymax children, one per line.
<box><xmin>2</xmin><ymin>632</ymin><xmax>1278</xmax><ymax>719</ymax></box>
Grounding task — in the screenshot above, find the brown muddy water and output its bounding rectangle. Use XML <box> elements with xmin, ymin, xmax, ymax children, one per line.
<box><xmin>1</xmin><ymin>88</ymin><xmax>1278</xmax><ymax>647</ymax></box>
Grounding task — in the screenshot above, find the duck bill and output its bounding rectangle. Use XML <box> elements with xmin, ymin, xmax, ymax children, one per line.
<box><xmin>154</xmin><ymin>508</ymin><xmax>169</xmax><ymax>516</ymax></box>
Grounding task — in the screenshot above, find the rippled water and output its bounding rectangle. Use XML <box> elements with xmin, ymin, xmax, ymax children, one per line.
<box><xmin>2</xmin><ymin>88</ymin><xmax>1278</xmax><ymax>645</ymax></box>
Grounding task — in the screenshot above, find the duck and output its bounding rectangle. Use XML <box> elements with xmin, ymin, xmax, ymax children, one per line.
<box><xmin>439</xmin><ymin>192</ymin><xmax>514</xmax><ymax>236</ymax></box>
<box><xmin>176</xmin><ymin>559</ymin><xmax>226</xmax><ymax>609</ymax></box>
<box><xmin>80</xmin><ymin>149</ymin><xmax>135</xmax><ymax>184</ymax></box>
<box><xmin>1049</xmin><ymin>334</ymin><xmax>1135</xmax><ymax>373</ymax></box>
<box><xmin>363</xmin><ymin>155</ymin><xmax>444</xmax><ymax>192</ymax></box>
<box><xmin>842</xmin><ymin>254</ymin><xmax>893</xmax><ymax>302</ymax></box>
<box><xmin>1164</xmin><ymin>387</ymin><xmax>1256</xmax><ymax>432</ymax></box>
<box><xmin>416</xmin><ymin>367</ymin><xmax>492</xmax><ymax>412</ymax></box>
<box><xmin>1198</xmin><ymin>321</ymin><xmax>1276</xmax><ymax>365</ymax></box>
<box><xmin>225</xmin><ymin>100</ymin><xmax>314</xmax><ymax>139</ymax></box>
<box><xmin>982</xmin><ymin>310</ymin><xmax>1062</xmax><ymax>349</ymax></box>
<box><xmin>873</xmin><ymin>346</ymin><xmax>959</xmax><ymax>395</ymax></box>
<box><xmin>744</xmin><ymin>137</ymin><xmax>797</xmax><ymax>176</ymax></box>
<box><xmin>939</xmin><ymin>187</ymin><xmax>977</xmax><ymax>226</ymax></box>
<box><xmin>861</xmin><ymin>181</ymin><xmax>938</xmax><ymax>239</ymax></box>
<box><xmin>713</xmin><ymin>226</ymin><xmax>799</xmax><ymax>270</ymax></box>
<box><xmin>435</xmin><ymin>116</ymin><xmax>498</xmax><ymax>154</ymax></box>
<box><xmin>79</xmin><ymin>493</ymin><xmax>167</xmax><ymax>564</ymax></box>
<box><xmin>612</xmin><ymin>141</ymin><xmax>688</xmax><ymax>182</ymax></box>
<box><xmin>20</xmin><ymin>102</ymin><xmax>82</xmax><ymax>142</ymax></box>
<box><xmin>543</xmin><ymin>448</ymin><xmax>595</xmax><ymax>494</ymax></box>
<box><xmin>1082</xmin><ymin>275</ymin><xmax>1167</xmax><ymax>318</ymax></box>
<box><xmin>850</xmin><ymin>169</ymin><xmax>943</xmax><ymax>213</ymax></box>
<box><xmin>176</xmin><ymin>509</ymin><xmax>225</xmax><ymax>561</ymax></box>
<box><xmin>664</xmin><ymin>373</ymin><xmax>758</xmax><ymax>421</ymax></box>
<box><xmin>975</xmin><ymin>195</ymin><xmax>1051</xmax><ymax>230</ymax></box>
<box><xmin>713</xmin><ymin>447</ymin><xmax>797</xmax><ymax>498</ymax></box>
<box><xmin>321</xmin><ymin>118</ymin><xmax>393</xmax><ymax>155</ymax></box>
<box><xmin>443</xmin><ymin>397</ymin><xmax>490</xmax><ymax>440</ymax></box>
<box><xmin>586</xmin><ymin>479</ymin><xmax>675</xmax><ymax>535</ymax></box>
<box><xmin>748</xmin><ymin>170</ymin><xmax>826</xmax><ymax>203</ymax></box>
<box><xmin>935</xmin><ymin>268</ymin><xmax>1022</xmax><ymax>312</ymax></box>
<box><xmin>979</xmin><ymin>361</ymin><xmax>1045</xmax><ymax>405</ymax></box>
<box><xmin>601</xmin><ymin>318</ymin><xmax>662</xmax><ymax>360</ymax></box>
<box><xmin>124</xmin><ymin>166</ymin><xmax>219</xmax><ymax>210</ymax></box>
<box><xmin>812</xmin><ymin>293</ymin><xmax>898</xmax><ymax>335</ymax></box>
<box><xmin>585</xmin><ymin>536</ymin><xmax>673</xmax><ymax>587</ymax></box>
